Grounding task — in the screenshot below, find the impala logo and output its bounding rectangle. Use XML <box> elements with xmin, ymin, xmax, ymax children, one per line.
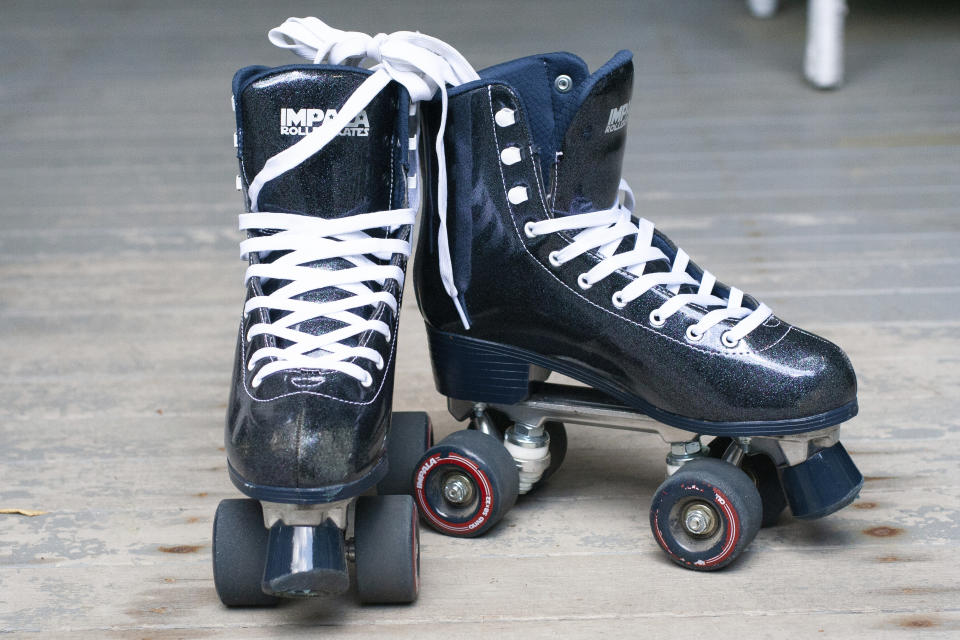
<box><xmin>415</xmin><ymin>455</ymin><xmax>439</xmax><ymax>490</ymax></box>
<box><xmin>604</xmin><ymin>103</ymin><xmax>630</xmax><ymax>133</ymax></box>
<box><xmin>279</xmin><ymin>108</ymin><xmax>369</xmax><ymax>137</ymax></box>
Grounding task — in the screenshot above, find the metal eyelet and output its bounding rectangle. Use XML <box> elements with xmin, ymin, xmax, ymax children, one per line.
<box><xmin>554</xmin><ymin>74</ymin><xmax>573</xmax><ymax>93</ymax></box>
<box><xmin>611</xmin><ymin>291</ymin><xmax>627</xmax><ymax>309</ymax></box>
<box><xmin>524</xmin><ymin>220</ymin><xmax>537</xmax><ymax>238</ymax></box>
<box><xmin>649</xmin><ymin>310</ymin><xmax>666</xmax><ymax>327</ymax></box>
<box><xmin>507</xmin><ymin>185</ymin><xmax>529</xmax><ymax>204</ymax></box>
<box><xmin>577</xmin><ymin>273</ymin><xmax>592</xmax><ymax>290</ymax></box>
<box><xmin>548</xmin><ymin>251</ymin><xmax>563</xmax><ymax>268</ymax></box>
<box><xmin>494</xmin><ymin>107</ymin><xmax>516</xmax><ymax>127</ymax></box>
<box><xmin>500</xmin><ymin>146</ymin><xmax>522</xmax><ymax>166</ymax></box>
<box><xmin>721</xmin><ymin>332</ymin><xmax>741</xmax><ymax>348</ymax></box>
<box><xmin>685</xmin><ymin>326</ymin><xmax>704</xmax><ymax>342</ymax></box>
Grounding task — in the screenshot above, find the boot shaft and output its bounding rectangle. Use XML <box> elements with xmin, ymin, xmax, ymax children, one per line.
<box><xmin>474</xmin><ymin>51</ymin><xmax>634</xmax><ymax>214</ymax></box>
<box><xmin>413</xmin><ymin>51</ymin><xmax>635</xmax><ymax>329</ymax></box>
<box><xmin>232</xmin><ymin>65</ymin><xmax>411</xmax><ymax>217</ymax></box>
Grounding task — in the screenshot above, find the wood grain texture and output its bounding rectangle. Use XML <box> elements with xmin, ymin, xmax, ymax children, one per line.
<box><xmin>2</xmin><ymin>0</ymin><xmax>958</xmax><ymax>637</ymax></box>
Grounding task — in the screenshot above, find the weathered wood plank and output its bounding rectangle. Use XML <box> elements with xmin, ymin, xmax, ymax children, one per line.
<box><xmin>2</xmin><ymin>546</ymin><xmax>957</xmax><ymax>635</ymax></box>
<box><xmin>2</xmin><ymin>0</ymin><xmax>959</xmax><ymax>635</ymax></box>
<box><xmin>37</xmin><ymin>612</ymin><xmax>960</xmax><ymax>640</ymax></box>
<box><xmin>1</xmin><ymin>479</ymin><xmax>955</xmax><ymax>572</ymax></box>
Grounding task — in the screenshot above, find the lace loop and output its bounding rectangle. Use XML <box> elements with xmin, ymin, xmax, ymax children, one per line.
<box><xmin>525</xmin><ymin>179</ymin><xmax>773</xmax><ymax>343</ymax></box>
<box><xmin>241</xmin><ymin>209</ymin><xmax>415</xmax><ymax>387</ymax></box>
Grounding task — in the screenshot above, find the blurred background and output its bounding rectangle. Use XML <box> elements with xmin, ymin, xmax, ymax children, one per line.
<box><xmin>2</xmin><ymin>1</ymin><xmax>958</xmax><ymax>637</ymax></box>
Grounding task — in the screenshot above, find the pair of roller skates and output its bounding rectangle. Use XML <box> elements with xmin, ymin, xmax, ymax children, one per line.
<box><xmin>213</xmin><ymin>17</ymin><xmax>863</xmax><ymax>606</ymax></box>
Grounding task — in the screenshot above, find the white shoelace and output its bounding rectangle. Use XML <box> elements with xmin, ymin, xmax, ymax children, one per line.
<box><xmin>241</xmin><ymin>18</ymin><xmax>478</xmax><ymax>387</ymax></box>
<box><xmin>526</xmin><ymin>180</ymin><xmax>772</xmax><ymax>347</ymax></box>
<box><xmin>241</xmin><ymin>210</ymin><xmax>414</xmax><ymax>388</ymax></box>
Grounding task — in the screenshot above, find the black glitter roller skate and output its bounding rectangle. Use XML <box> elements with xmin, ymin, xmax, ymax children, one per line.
<box><xmin>213</xmin><ymin>18</ymin><xmax>476</xmax><ymax>605</ymax></box>
<box><xmin>411</xmin><ymin>49</ymin><xmax>863</xmax><ymax>570</ymax></box>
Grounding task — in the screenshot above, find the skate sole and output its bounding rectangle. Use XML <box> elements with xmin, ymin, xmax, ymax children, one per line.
<box><xmin>427</xmin><ymin>327</ymin><xmax>858</xmax><ymax>437</ymax></box>
<box><xmin>228</xmin><ymin>455</ymin><xmax>387</xmax><ymax>505</ymax></box>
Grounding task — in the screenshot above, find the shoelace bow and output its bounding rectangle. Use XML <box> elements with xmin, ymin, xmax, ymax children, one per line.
<box><xmin>242</xmin><ymin>18</ymin><xmax>478</xmax><ymax>386</ymax></box>
<box><xmin>526</xmin><ymin>180</ymin><xmax>772</xmax><ymax>346</ymax></box>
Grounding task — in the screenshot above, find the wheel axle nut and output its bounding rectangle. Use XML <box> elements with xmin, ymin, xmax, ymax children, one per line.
<box><xmin>684</xmin><ymin>505</ymin><xmax>716</xmax><ymax>536</ymax></box>
<box><xmin>442</xmin><ymin>473</ymin><xmax>474</xmax><ymax>505</ymax></box>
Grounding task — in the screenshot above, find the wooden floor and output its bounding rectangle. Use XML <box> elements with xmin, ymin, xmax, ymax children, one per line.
<box><xmin>2</xmin><ymin>0</ymin><xmax>959</xmax><ymax>637</ymax></box>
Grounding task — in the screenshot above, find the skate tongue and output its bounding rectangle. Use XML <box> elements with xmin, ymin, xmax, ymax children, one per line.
<box><xmin>233</xmin><ymin>66</ymin><xmax>402</xmax><ymax>218</ymax></box>
<box><xmin>551</xmin><ymin>51</ymin><xmax>633</xmax><ymax>216</ymax></box>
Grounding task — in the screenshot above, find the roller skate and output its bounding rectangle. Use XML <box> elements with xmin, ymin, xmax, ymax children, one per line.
<box><xmin>213</xmin><ymin>18</ymin><xmax>477</xmax><ymax>605</ymax></box>
<box><xmin>411</xmin><ymin>49</ymin><xmax>863</xmax><ymax>570</ymax></box>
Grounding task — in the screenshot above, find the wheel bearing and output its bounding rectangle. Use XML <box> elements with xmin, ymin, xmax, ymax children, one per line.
<box><xmin>681</xmin><ymin>501</ymin><xmax>719</xmax><ymax>538</ymax></box>
<box><xmin>442</xmin><ymin>472</ymin><xmax>475</xmax><ymax>505</ymax></box>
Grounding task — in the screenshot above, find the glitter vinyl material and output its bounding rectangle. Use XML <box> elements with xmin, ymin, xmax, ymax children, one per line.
<box><xmin>227</xmin><ymin>66</ymin><xmax>408</xmax><ymax>498</ymax></box>
<box><xmin>410</xmin><ymin>49</ymin><xmax>863</xmax><ymax>568</ymax></box>
<box><xmin>414</xmin><ymin>54</ymin><xmax>857</xmax><ymax>430</ymax></box>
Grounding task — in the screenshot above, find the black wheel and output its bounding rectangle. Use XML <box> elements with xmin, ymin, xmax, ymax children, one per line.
<box><xmin>354</xmin><ymin>494</ymin><xmax>419</xmax><ymax>604</ymax></box>
<box><xmin>212</xmin><ymin>499</ymin><xmax>280</xmax><ymax>607</ymax></box>
<box><xmin>469</xmin><ymin>411</ymin><xmax>567</xmax><ymax>491</ymax></box>
<box><xmin>649</xmin><ymin>458</ymin><xmax>762</xmax><ymax>571</ymax></box>
<box><xmin>413</xmin><ymin>429</ymin><xmax>519</xmax><ymax>537</ymax></box>
<box><xmin>707</xmin><ymin>437</ymin><xmax>787</xmax><ymax>528</ymax></box>
<box><xmin>378</xmin><ymin>411</ymin><xmax>434</xmax><ymax>496</ymax></box>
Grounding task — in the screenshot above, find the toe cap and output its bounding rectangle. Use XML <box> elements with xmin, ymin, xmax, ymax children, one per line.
<box><xmin>779</xmin><ymin>327</ymin><xmax>858</xmax><ymax>416</ymax></box>
<box><xmin>226</xmin><ymin>388</ymin><xmax>388</xmax><ymax>491</ymax></box>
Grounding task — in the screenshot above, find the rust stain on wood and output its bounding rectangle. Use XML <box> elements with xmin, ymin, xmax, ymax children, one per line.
<box><xmin>898</xmin><ymin>616</ymin><xmax>938</xmax><ymax>628</ymax></box>
<box><xmin>863</xmin><ymin>526</ymin><xmax>903</xmax><ymax>538</ymax></box>
<box><xmin>158</xmin><ymin>544</ymin><xmax>202</xmax><ymax>554</ymax></box>
<box><xmin>853</xmin><ymin>501</ymin><xmax>877</xmax><ymax>510</ymax></box>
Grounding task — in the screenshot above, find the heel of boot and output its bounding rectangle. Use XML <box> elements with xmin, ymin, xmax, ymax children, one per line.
<box><xmin>426</xmin><ymin>328</ymin><xmax>531</xmax><ymax>404</ymax></box>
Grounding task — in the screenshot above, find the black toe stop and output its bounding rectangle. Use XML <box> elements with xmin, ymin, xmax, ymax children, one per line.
<box><xmin>781</xmin><ymin>442</ymin><xmax>864</xmax><ymax>519</ymax></box>
<box><xmin>262</xmin><ymin>520</ymin><xmax>349</xmax><ymax>598</ymax></box>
